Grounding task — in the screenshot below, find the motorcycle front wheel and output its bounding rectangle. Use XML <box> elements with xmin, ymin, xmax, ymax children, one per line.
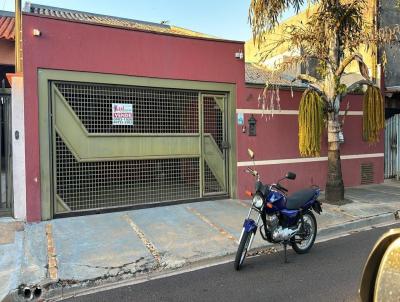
<box><xmin>234</xmin><ymin>230</ymin><xmax>254</xmax><ymax>270</ymax></box>
<box><xmin>291</xmin><ymin>210</ymin><xmax>317</xmax><ymax>254</ymax></box>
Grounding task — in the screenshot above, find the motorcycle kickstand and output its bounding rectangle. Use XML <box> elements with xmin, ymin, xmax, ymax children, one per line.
<box><xmin>283</xmin><ymin>241</ymin><xmax>288</xmax><ymax>264</ymax></box>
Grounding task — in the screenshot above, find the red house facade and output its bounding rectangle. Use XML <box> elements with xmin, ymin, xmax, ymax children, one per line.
<box><xmin>16</xmin><ymin>4</ymin><xmax>383</xmax><ymax>222</ymax></box>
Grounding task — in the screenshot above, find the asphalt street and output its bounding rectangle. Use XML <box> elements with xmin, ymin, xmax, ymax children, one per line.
<box><xmin>63</xmin><ymin>224</ymin><xmax>399</xmax><ymax>302</ymax></box>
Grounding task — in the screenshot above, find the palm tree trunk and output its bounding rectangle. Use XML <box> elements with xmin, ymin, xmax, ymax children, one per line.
<box><xmin>325</xmin><ymin>113</ymin><xmax>344</xmax><ymax>203</ymax></box>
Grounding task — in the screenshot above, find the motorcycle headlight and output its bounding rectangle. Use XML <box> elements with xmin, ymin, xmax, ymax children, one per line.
<box><xmin>252</xmin><ymin>194</ymin><xmax>264</xmax><ymax>208</ymax></box>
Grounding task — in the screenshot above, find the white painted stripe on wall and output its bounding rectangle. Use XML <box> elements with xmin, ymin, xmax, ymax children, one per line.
<box><xmin>237</xmin><ymin>153</ymin><xmax>384</xmax><ymax>167</ymax></box>
<box><xmin>341</xmin><ymin>153</ymin><xmax>384</xmax><ymax>160</ymax></box>
<box><xmin>236</xmin><ymin>109</ymin><xmax>363</xmax><ymax>116</ymax></box>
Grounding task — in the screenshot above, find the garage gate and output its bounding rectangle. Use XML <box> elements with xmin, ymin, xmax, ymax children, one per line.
<box><xmin>50</xmin><ymin>81</ymin><xmax>230</xmax><ymax>215</ymax></box>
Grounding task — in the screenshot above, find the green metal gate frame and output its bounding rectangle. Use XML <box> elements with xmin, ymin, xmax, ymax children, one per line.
<box><xmin>38</xmin><ymin>69</ymin><xmax>237</xmax><ymax>220</ymax></box>
<box><xmin>201</xmin><ymin>94</ymin><xmax>228</xmax><ymax>196</ymax></box>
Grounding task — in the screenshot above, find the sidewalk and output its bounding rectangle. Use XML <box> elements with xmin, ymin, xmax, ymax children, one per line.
<box><xmin>1</xmin><ymin>182</ymin><xmax>400</xmax><ymax>301</ymax></box>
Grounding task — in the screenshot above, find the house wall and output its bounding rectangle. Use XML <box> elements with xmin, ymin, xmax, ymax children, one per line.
<box><xmin>22</xmin><ymin>14</ymin><xmax>245</xmax><ymax>222</ymax></box>
<box><xmin>236</xmin><ymin>86</ymin><xmax>384</xmax><ymax>199</ymax></box>
<box><xmin>0</xmin><ymin>40</ymin><xmax>14</xmax><ymax>65</ymax></box>
<box><xmin>22</xmin><ymin>14</ymin><xmax>384</xmax><ymax>222</ymax></box>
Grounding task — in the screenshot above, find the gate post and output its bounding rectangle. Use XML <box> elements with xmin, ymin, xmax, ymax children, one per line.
<box><xmin>9</xmin><ymin>73</ymin><xmax>26</xmax><ymax>220</ymax></box>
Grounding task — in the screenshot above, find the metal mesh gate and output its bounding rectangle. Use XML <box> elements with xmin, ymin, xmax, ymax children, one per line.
<box><xmin>0</xmin><ymin>90</ymin><xmax>12</xmax><ymax>215</ymax></box>
<box><xmin>203</xmin><ymin>96</ymin><xmax>225</xmax><ymax>194</ymax></box>
<box><xmin>56</xmin><ymin>134</ymin><xmax>200</xmax><ymax>211</ymax></box>
<box><xmin>55</xmin><ymin>82</ymin><xmax>199</xmax><ymax>134</ymax></box>
<box><xmin>52</xmin><ymin>82</ymin><xmax>227</xmax><ymax>214</ymax></box>
<box><xmin>385</xmin><ymin>114</ymin><xmax>400</xmax><ymax>179</ymax></box>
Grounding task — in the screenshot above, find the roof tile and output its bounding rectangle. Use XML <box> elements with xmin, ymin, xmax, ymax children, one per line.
<box><xmin>245</xmin><ymin>63</ymin><xmax>306</xmax><ymax>87</ymax></box>
<box><xmin>26</xmin><ymin>3</ymin><xmax>217</xmax><ymax>40</ymax></box>
<box><xmin>0</xmin><ymin>15</ymin><xmax>15</xmax><ymax>41</ymax></box>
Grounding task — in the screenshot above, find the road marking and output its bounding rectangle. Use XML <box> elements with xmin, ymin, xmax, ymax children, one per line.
<box><xmin>45</xmin><ymin>223</ymin><xmax>58</xmax><ymax>281</ymax></box>
<box><xmin>186</xmin><ymin>206</ymin><xmax>239</xmax><ymax>244</ymax></box>
<box><xmin>122</xmin><ymin>215</ymin><xmax>162</xmax><ymax>265</ymax></box>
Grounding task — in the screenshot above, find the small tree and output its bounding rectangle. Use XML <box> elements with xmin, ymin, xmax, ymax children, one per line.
<box><xmin>249</xmin><ymin>0</ymin><xmax>400</xmax><ymax>203</ymax></box>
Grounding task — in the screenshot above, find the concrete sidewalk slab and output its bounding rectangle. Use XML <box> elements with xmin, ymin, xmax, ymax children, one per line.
<box><xmin>184</xmin><ymin>199</ymin><xmax>269</xmax><ymax>249</ymax></box>
<box><xmin>346</xmin><ymin>187</ymin><xmax>400</xmax><ymax>203</ymax></box>
<box><xmin>20</xmin><ymin>223</ymin><xmax>47</xmax><ymax>286</ymax></box>
<box><xmin>0</xmin><ymin>220</ymin><xmax>23</xmax><ymax>245</ymax></box>
<box><xmin>0</xmin><ymin>231</ymin><xmax>23</xmax><ymax>301</ymax></box>
<box><xmin>187</xmin><ymin>199</ymin><xmax>246</xmax><ymax>240</ymax></box>
<box><xmin>339</xmin><ymin>201</ymin><xmax>400</xmax><ymax>218</ymax></box>
<box><xmin>127</xmin><ymin>205</ymin><xmax>238</xmax><ymax>268</ymax></box>
<box><xmin>314</xmin><ymin>203</ymin><xmax>356</xmax><ymax>229</ymax></box>
<box><xmin>364</xmin><ymin>184</ymin><xmax>400</xmax><ymax>196</ymax></box>
<box><xmin>51</xmin><ymin>213</ymin><xmax>155</xmax><ymax>281</ymax></box>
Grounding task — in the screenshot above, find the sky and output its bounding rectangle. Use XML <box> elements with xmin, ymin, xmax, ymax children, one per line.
<box><xmin>0</xmin><ymin>0</ymin><xmax>296</xmax><ymax>41</ymax></box>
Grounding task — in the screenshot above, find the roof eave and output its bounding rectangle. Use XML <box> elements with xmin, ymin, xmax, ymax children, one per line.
<box><xmin>0</xmin><ymin>10</ymin><xmax>14</xmax><ymax>17</ymax></box>
<box><xmin>386</xmin><ymin>86</ymin><xmax>400</xmax><ymax>93</ymax></box>
<box><xmin>22</xmin><ymin>12</ymin><xmax>245</xmax><ymax>44</ymax></box>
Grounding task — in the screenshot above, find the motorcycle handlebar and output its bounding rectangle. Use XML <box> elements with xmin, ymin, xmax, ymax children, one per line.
<box><xmin>246</xmin><ymin>167</ymin><xmax>289</xmax><ymax>193</ymax></box>
<box><xmin>246</xmin><ymin>167</ymin><xmax>258</xmax><ymax>177</ymax></box>
<box><xmin>272</xmin><ymin>183</ymin><xmax>288</xmax><ymax>193</ymax></box>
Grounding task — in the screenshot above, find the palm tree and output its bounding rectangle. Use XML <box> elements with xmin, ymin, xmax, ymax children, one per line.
<box><xmin>249</xmin><ymin>0</ymin><xmax>399</xmax><ymax>203</ymax></box>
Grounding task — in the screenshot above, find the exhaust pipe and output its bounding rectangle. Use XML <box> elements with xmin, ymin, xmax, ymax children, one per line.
<box><xmin>23</xmin><ymin>287</ymin><xmax>32</xmax><ymax>300</ymax></box>
<box><xmin>20</xmin><ymin>285</ymin><xmax>43</xmax><ymax>300</ymax></box>
<box><xmin>33</xmin><ymin>287</ymin><xmax>42</xmax><ymax>299</ymax></box>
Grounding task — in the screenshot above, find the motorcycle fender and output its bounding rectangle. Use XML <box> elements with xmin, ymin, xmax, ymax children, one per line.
<box><xmin>312</xmin><ymin>200</ymin><xmax>323</xmax><ymax>214</ymax></box>
<box><xmin>243</xmin><ymin>219</ymin><xmax>257</xmax><ymax>233</ymax></box>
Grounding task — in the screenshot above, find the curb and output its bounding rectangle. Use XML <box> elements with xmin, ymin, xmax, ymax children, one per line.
<box><xmin>318</xmin><ymin>212</ymin><xmax>397</xmax><ymax>239</ymax></box>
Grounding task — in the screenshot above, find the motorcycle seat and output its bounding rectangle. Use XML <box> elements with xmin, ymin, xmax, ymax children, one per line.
<box><xmin>286</xmin><ymin>189</ymin><xmax>316</xmax><ymax>210</ymax></box>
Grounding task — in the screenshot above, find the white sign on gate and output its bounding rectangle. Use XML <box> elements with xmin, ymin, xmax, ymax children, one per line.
<box><xmin>112</xmin><ymin>103</ymin><xmax>133</xmax><ymax>125</ymax></box>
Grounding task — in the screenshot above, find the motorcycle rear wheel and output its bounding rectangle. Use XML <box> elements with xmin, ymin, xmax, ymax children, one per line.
<box><xmin>291</xmin><ymin>210</ymin><xmax>317</xmax><ymax>254</ymax></box>
<box><xmin>234</xmin><ymin>230</ymin><xmax>253</xmax><ymax>270</ymax></box>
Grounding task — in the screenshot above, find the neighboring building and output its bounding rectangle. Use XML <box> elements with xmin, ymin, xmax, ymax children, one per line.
<box><xmin>0</xmin><ymin>3</ymin><xmax>384</xmax><ymax>221</ymax></box>
<box><xmin>245</xmin><ymin>0</ymin><xmax>379</xmax><ymax>83</ymax></box>
<box><xmin>0</xmin><ymin>10</ymin><xmax>15</xmax><ymax>87</ymax></box>
<box><xmin>381</xmin><ymin>0</ymin><xmax>400</xmax><ymax>88</ymax></box>
<box><xmin>245</xmin><ymin>5</ymin><xmax>318</xmax><ymax>79</ymax></box>
<box><xmin>381</xmin><ymin>0</ymin><xmax>400</xmax><ymax>115</ymax></box>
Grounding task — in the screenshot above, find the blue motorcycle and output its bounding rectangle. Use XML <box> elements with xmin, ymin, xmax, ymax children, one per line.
<box><xmin>234</xmin><ymin>149</ymin><xmax>323</xmax><ymax>270</ymax></box>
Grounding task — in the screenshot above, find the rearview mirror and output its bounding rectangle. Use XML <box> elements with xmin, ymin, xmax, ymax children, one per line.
<box><xmin>359</xmin><ymin>228</ymin><xmax>400</xmax><ymax>302</ymax></box>
<box><xmin>247</xmin><ymin>149</ymin><xmax>255</xmax><ymax>160</ymax></box>
<box><xmin>286</xmin><ymin>172</ymin><xmax>296</xmax><ymax>180</ymax></box>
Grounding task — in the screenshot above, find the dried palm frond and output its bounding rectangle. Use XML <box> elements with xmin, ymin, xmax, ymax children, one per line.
<box><xmin>363</xmin><ymin>86</ymin><xmax>384</xmax><ymax>143</ymax></box>
<box><xmin>299</xmin><ymin>90</ymin><xmax>325</xmax><ymax>157</ymax></box>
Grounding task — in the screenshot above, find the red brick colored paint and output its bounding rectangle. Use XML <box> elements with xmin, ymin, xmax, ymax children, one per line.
<box><xmin>22</xmin><ymin>15</ymin><xmax>245</xmax><ymax>221</ymax></box>
<box><xmin>237</xmin><ymin>157</ymin><xmax>384</xmax><ymax>200</ymax></box>
<box><xmin>237</xmin><ymin>86</ymin><xmax>384</xmax><ymax>199</ymax></box>
<box><xmin>235</xmin><ymin>113</ymin><xmax>383</xmax><ymax>162</ymax></box>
